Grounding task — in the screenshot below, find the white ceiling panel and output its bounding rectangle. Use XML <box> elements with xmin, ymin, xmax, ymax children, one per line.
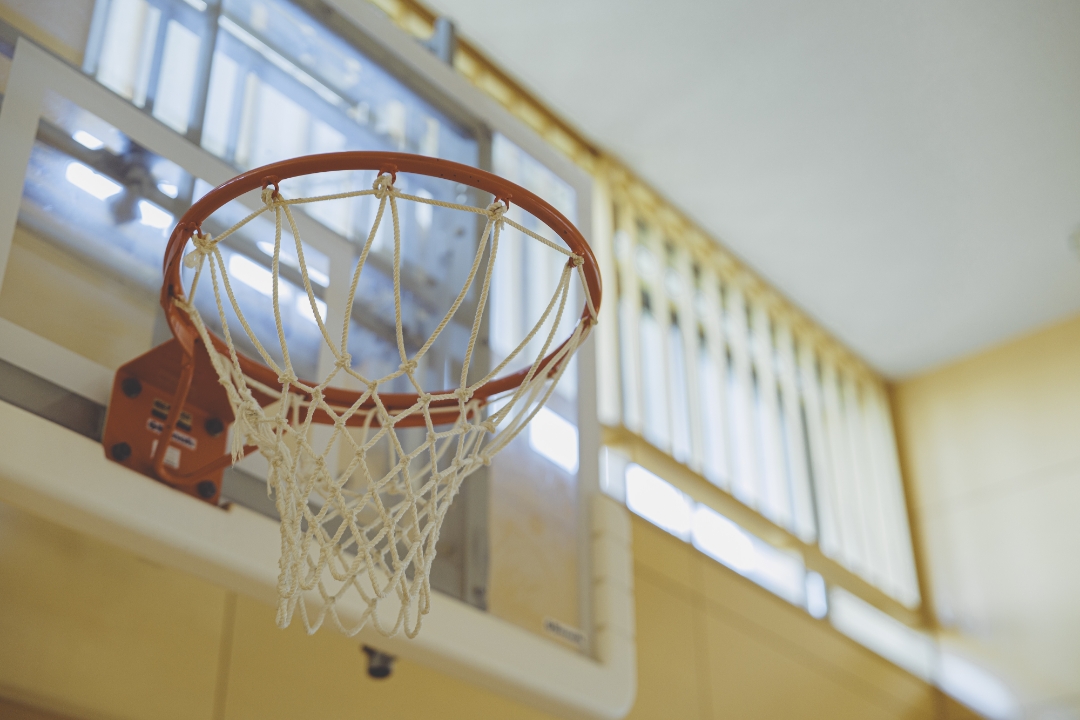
<box><xmin>426</xmin><ymin>0</ymin><xmax>1080</xmax><ymax>377</ymax></box>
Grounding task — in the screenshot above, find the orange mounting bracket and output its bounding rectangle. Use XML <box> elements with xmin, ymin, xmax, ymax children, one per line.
<box><xmin>101</xmin><ymin>338</ymin><xmax>254</xmax><ymax>504</ymax></box>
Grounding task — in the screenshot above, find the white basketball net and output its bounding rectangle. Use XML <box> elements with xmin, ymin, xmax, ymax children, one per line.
<box><xmin>177</xmin><ymin>172</ymin><xmax>596</xmax><ymax>638</ymax></box>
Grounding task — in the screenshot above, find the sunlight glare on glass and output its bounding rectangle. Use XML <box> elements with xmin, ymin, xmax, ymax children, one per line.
<box><xmin>228</xmin><ymin>254</ymin><xmax>277</xmax><ymax>297</ymax></box>
<box><xmin>691</xmin><ymin>504</ymin><xmax>756</xmax><ymax>573</ymax></box>
<box><xmin>415</xmin><ymin>188</ymin><xmax>434</xmax><ymax>231</ymax></box>
<box><xmin>528</xmin><ymin>406</ymin><xmax>578</xmax><ymax>473</ymax></box>
<box><xmin>65</xmin><ymin>161</ymin><xmax>122</xmax><ymax>200</ymax></box>
<box><xmin>748</xmin><ymin>538</ymin><xmax>807</xmax><ymax>605</ymax></box>
<box><xmin>937</xmin><ymin>653</ymin><xmax>1018</xmax><ymax>720</ymax></box>
<box><xmin>138</xmin><ymin>199</ymin><xmax>173</xmax><ymax>229</ymax></box>
<box><xmin>625</xmin><ymin>464</ymin><xmax>692</xmax><ymax>540</ymax></box>
<box><xmin>829</xmin><ymin>588</ymin><xmax>936</xmax><ymax>681</ymax></box>
<box><xmin>72</xmin><ymin>130</ymin><xmax>105</xmax><ymax>150</ymax></box>
<box><xmin>296</xmin><ymin>294</ymin><xmax>328</xmax><ymax>326</ymax></box>
<box><xmin>256</xmin><ymin>240</ymin><xmax>330</xmax><ymax>286</ymax></box>
<box><xmin>805</xmin><ymin>571</ymin><xmax>828</xmax><ymax>619</ymax></box>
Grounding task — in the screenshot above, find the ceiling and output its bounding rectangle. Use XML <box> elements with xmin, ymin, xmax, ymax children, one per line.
<box><xmin>425</xmin><ymin>0</ymin><xmax>1080</xmax><ymax>378</ymax></box>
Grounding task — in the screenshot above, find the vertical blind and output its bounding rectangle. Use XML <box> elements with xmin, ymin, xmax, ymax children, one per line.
<box><xmin>597</xmin><ymin>173</ymin><xmax>920</xmax><ymax>609</ymax></box>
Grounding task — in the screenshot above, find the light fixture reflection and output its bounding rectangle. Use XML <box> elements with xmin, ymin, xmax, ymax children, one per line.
<box><xmin>138</xmin><ymin>199</ymin><xmax>173</xmax><ymax>230</ymax></box>
<box><xmin>228</xmin><ymin>253</ymin><xmax>277</xmax><ymax>297</ymax></box>
<box><xmin>72</xmin><ymin>130</ymin><xmax>105</xmax><ymax>150</ymax></box>
<box><xmin>296</xmin><ymin>294</ymin><xmax>328</xmax><ymax>325</ymax></box>
<box><xmin>65</xmin><ymin>161</ymin><xmax>122</xmax><ymax>200</ymax></box>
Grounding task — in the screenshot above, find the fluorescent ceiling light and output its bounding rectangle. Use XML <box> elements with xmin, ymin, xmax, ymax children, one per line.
<box><xmin>157</xmin><ymin>182</ymin><xmax>179</xmax><ymax>198</ymax></box>
<box><xmin>65</xmin><ymin>161</ymin><xmax>122</xmax><ymax>200</ymax></box>
<box><xmin>229</xmin><ymin>253</ymin><xmax>277</xmax><ymax>297</ymax></box>
<box><xmin>296</xmin><ymin>294</ymin><xmax>328</xmax><ymax>325</ymax></box>
<box><xmin>138</xmin><ymin>199</ymin><xmax>173</xmax><ymax>230</ymax></box>
<box><xmin>72</xmin><ymin>130</ymin><xmax>105</xmax><ymax>150</ymax></box>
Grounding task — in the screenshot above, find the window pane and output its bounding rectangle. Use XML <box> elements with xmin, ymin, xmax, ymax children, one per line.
<box><xmin>96</xmin><ymin>0</ymin><xmax>161</xmax><ymax>104</ymax></box>
<box><xmin>153</xmin><ymin>18</ymin><xmax>201</xmax><ymax>133</ymax></box>
<box><xmin>626</xmin><ymin>464</ymin><xmax>692</xmax><ymax>539</ymax></box>
<box><xmin>667</xmin><ymin>313</ymin><xmax>692</xmax><ymax>463</ymax></box>
<box><xmin>214</xmin><ymin>0</ymin><xmax>476</xmax><ymax>165</ymax></box>
<box><xmin>7</xmin><ymin>92</ymin><xmax>192</xmax><ymax>367</ymax></box>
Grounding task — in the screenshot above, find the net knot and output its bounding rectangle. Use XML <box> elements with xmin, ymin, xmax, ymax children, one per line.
<box><xmin>399</xmin><ymin>359</ymin><xmax>418</xmax><ymax>374</ymax></box>
<box><xmin>480</xmin><ymin>419</ymin><xmax>497</xmax><ymax>434</ymax></box>
<box><xmin>230</xmin><ymin>399</ymin><xmax>263</xmax><ymax>462</ymax></box>
<box><xmin>372</xmin><ymin>173</ymin><xmax>395</xmax><ymax>199</ymax></box>
<box><xmin>268</xmin><ymin>450</ymin><xmax>289</xmax><ymax>471</ymax></box>
<box><xmin>571</xmin><ymin>254</ymin><xmax>584</xmax><ymax>267</ymax></box>
<box><xmin>418</xmin><ymin>392</ymin><xmax>432</xmax><ymax>405</ymax></box>
<box><xmin>183</xmin><ymin>232</ymin><xmax>214</xmax><ymax>268</ymax></box>
<box><xmin>277</xmin><ymin>371</ymin><xmax>298</xmax><ymax>387</ymax></box>
<box><xmin>335</xmin><ymin>353</ymin><xmax>353</xmax><ymax>370</ymax></box>
<box><xmin>261</xmin><ymin>187</ymin><xmax>283</xmax><ymax>207</ymax></box>
<box><xmin>486</xmin><ymin>201</ymin><xmax>507</xmax><ymax>219</ymax></box>
<box><xmin>453</xmin><ymin>387</ymin><xmax>474</xmax><ymax>403</ymax></box>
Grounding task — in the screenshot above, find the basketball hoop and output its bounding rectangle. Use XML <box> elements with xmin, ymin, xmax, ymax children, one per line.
<box><xmin>102</xmin><ymin>152</ymin><xmax>601</xmax><ymax>638</ymax></box>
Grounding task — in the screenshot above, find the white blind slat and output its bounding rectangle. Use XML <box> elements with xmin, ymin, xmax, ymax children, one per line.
<box><xmin>724</xmin><ymin>287</ymin><xmax>760</xmax><ymax>509</ymax></box>
<box><xmin>777</xmin><ymin>325</ymin><xmax>817</xmax><ymax>542</ymax></box>
<box><xmin>750</xmin><ymin>304</ymin><xmax>792</xmax><ymax>529</ymax></box>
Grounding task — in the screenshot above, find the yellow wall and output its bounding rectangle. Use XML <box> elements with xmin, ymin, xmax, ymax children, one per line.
<box><xmin>892</xmin><ymin>312</ymin><xmax>1080</xmax><ymax>716</ymax></box>
<box><xmin>0</xmin><ymin>494</ymin><xmax>977</xmax><ymax>720</ymax></box>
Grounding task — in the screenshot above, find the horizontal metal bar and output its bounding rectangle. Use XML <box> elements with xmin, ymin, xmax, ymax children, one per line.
<box><xmin>0</xmin><ymin>356</ymin><xmax>105</xmax><ymax>441</ymax></box>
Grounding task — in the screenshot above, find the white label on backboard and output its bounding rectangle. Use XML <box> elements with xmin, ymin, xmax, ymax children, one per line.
<box><xmin>148</xmin><ymin>440</ymin><xmax>182</xmax><ymax>469</ymax></box>
<box><xmin>543</xmin><ymin>617</ymin><xmax>586</xmax><ymax>649</ymax></box>
<box><xmin>146</xmin><ymin>419</ymin><xmax>197</xmax><ymax>450</ymax></box>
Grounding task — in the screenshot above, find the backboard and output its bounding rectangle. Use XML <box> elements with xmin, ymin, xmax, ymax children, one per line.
<box><xmin>0</xmin><ymin>2</ymin><xmax>633</xmax><ymax>716</ymax></box>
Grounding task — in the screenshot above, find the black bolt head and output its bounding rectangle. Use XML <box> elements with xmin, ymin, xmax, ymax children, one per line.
<box><xmin>111</xmin><ymin>442</ymin><xmax>132</xmax><ymax>462</ymax></box>
<box><xmin>196</xmin><ymin>481</ymin><xmax>216</xmax><ymax>499</ymax></box>
<box><xmin>204</xmin><ymin>417</ymin><xmax>225</xmax><ymax>437</ymax></box>
<box><xmin>121</xmin><ymin>377</ymin><xmax>142</xmax><ymax>398</ymax></box>
<box><xmin>362</xmin><ymin>645</ymin><xmax>395</xmax><ymax>679</ymax></box>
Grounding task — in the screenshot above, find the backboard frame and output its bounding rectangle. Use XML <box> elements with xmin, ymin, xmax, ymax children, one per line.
<box><xmin>0</xmin><ymin>31</ymin><xmax>634</xmax><ymax>720</ymax></box>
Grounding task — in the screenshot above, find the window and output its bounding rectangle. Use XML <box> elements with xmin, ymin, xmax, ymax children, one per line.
<box><xmin>605</xmin><ymin>191</ymin><xmax>922</xmax><ymax>611</ymax></box>
<box><xmin>624</xmin><ymin>463</ymin><xmax>810</xmax><ymax>611</ymax></box>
